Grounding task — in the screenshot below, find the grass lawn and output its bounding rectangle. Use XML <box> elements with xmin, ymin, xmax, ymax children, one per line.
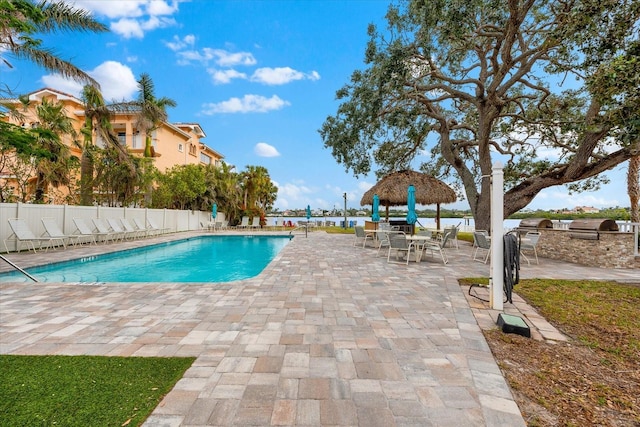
<box><xmin>469</xmin><ymin>278</ymin><xmax>640</xmax><ymax>425</ymax></box>
<box><xmin>0</xmin><ymin>355</ymin><xmax>195</xmax><ymax>427</ymax></box>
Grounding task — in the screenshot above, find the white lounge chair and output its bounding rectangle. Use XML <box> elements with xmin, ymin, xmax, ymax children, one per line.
<box><xmin>42</xmin><ymin>217</ymin><xmax>81</xmax><ymax>248</ymax></box>
<box><xmin>133</xmin><ymin>218</ymin><xmax>153</xmax><ymax>237</ymax></box>
<box><xmin>4</xmin><ymin>218</ymin><xmax>65</xmax><ymax>253</ymax></box>
<box><xmin>237</xmin><ymin>216</ymin><xmax>250</xmax><ymax>229</ymax></box>
<box><xmin>121</xmin><ymin>218</ymin><xmax>145</xmax><ymax>238</ymax></box>
<box><xmin>108</xmin><ymin>218</ymin><xmax>136</xmax><ymax>240</ymax></box>
<box><xmin>72</xmin><ymin>218</ymin><xmax>103</xmax><ymax>245</ymax></box>
<box><xmin>147</xmin><ymin>218</ymin><xmax>171</xmax><ymax>235</ymax></box>
<box><xmin>93</xmin><ymin>218</ymin><xmax>122</xmax><ymax>243</ymax></box>
<box><xmin>251</xmin><ymin>216</ymin><xmax>261</xmax><ymax>229</ymax></box>
<box><xmin>263</xmin><ymin>217</ymin><xmax>276</xmax><ymax>230</ymax></box>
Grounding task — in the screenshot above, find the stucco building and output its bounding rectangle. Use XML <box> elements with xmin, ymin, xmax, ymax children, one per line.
<box><xmin>1</xmin><ymin>88</ymin><xmax>224</xmax><ymax>203</ymax></box>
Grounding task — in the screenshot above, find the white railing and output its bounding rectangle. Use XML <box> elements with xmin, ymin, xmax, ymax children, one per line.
<box><xmin>1</xmin><ymin>203</ymin><xmax>213</xmax><ymax>252</ymax></box>
<box><xmin>626</xmin><ymin>222</ymin><xmax>640</xmax><ymax>257</ymax></box>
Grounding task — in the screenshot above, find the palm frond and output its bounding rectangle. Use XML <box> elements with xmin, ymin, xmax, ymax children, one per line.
<box><xmin>37</xmin><ymin>0</ymin><xmax>108</xmax><ymax>33</ymax></box>
<box><xmin>10</xmin><ymin>44</ymin><xmax>99</xmax><ymax>87</ymax></box>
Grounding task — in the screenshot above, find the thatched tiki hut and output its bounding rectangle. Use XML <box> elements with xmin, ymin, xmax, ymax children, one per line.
<box><xmin>360</xmin><ymin>170</ymin><xmax>457</xmax><ymax>229</ymax></box>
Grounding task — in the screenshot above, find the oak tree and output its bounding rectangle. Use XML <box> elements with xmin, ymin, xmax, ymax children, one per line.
<box><xmin>320</xmin><ymin>0</ymin><xmax>640</xmax><ymax>230</ymax></box>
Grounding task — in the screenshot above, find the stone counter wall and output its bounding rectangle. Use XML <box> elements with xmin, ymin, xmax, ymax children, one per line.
<box><xmin>534</xmin><ymin>229</ymin><xmax>639</xmax><ymax>269</ymax></box>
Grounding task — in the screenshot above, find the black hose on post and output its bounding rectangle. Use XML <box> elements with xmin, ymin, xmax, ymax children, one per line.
<box><xmin>503</xmin><ymin>233</ymin><xmax>520</xmax><ymax>303</ymax></box>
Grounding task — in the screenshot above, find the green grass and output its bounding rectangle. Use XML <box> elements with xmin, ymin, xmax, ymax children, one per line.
<box><xmin>514</xmin><ymin>279</ymin><xmax>640</xmax><ymax>360</ymax></box>
<box><xmin>461</xmin><ymin>277</ymin><xmax>640</xmax><ymax>361</ymax></box>
<box><xmin>321</xmin><ymin>226</ymin><xmax>355</xmax><ymax>234</ymax></box>
<box><xmin>0</xmin><ymin>355</ymin><xmax>195</xmax><ymax>427</ymax></box>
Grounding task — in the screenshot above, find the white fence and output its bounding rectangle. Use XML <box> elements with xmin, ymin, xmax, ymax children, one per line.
<box><xmin>1</xmin><ymin>203</ymin><xmax>214</xmax><ymax>252</ymax></box>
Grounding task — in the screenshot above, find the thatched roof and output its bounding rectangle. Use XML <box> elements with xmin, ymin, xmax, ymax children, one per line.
<box><xmin>360</xmin><ymin>170</ymin><xmax>456</xmax><ymax>206</ymax></box>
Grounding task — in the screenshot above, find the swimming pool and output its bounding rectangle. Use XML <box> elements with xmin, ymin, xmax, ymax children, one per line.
<box><xmin>0</xmin><ymin>235</ymin><xmax>291</xmax><ymax>283</ymax></box>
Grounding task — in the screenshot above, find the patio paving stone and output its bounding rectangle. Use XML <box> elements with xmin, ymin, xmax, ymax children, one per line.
<box><xmin>2</xmin><ymin>229</ymin><xmax>637</xmax><ymax>425</ymax></box>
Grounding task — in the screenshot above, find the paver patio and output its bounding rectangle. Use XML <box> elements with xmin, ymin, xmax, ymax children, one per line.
<box><xmin>1</xmin><ymin>230</ymin><xmax>637</xmax><ymax>426</ymax></box>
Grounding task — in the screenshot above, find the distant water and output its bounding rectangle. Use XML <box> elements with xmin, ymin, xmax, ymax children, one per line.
<box><xmin>278</xmin><ymin>216</ymin><xmax>522</xmax><ymax>230</ymax></box>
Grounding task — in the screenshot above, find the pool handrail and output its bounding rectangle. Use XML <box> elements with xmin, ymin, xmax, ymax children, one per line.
<box><xmin>0</xmin><ymin>254</ymin><xmax>38</xmax><ymax>282</ymax></box>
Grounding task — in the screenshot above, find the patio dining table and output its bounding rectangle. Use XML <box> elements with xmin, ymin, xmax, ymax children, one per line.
<box><xmin>404</xmin><ymin>234</ymin><xmax>436</xmax><ymax>262</ymax></box>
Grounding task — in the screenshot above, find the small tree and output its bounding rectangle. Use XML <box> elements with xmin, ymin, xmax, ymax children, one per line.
<box><xmin>152</xmin><ymin>164</ymin><xmax>207</xmax><ymax>210</ymax></box>
<box><xmin>240</xmin><ymin>165</ymin><xmax>278</xmax><ymax>219</ymax></box>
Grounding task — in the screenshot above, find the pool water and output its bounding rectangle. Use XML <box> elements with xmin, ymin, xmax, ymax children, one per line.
<box><xmin>0</xmin><ymin>235</ymin><xmax>291</xmax><ymax>283</ymax></box>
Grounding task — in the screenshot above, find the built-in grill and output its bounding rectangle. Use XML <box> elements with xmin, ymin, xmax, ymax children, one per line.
<box><xmin>389</xmin><ymin>219</ymin><xmax>414</xmax><ymax>234</ymax></box>
<box><xmin>518</xmin><ymin>218</ymin><xmax>554</xmax><ymax>230</ymax></box>
<box><xmin>568</xmin><ymin>219</ymin><xmax>619</xmax><ymax>240</ymax></box>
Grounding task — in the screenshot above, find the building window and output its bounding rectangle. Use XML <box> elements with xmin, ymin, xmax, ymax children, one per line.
<box><xmin>132</xmin><ymin>132</ymin><xmax>140</xmax><ymax>149</ymax></box>
<box><xmin>117</xmin><ymin>132</ymin><xmax>126</xmax><ymax>145</ymax></box>
<box><xmin>200</xmin><ymin>153</ymin><xmax>211</xmax><ymax>164</ymax></box>
<box><xmin>188</xmin><ymin>143</ymin><xmax>197</xmax><ymax>156</ymax></box>
<box><xmin>178</xmin><ymin>143</ymin><xmax>184</xmax><ymax>152</ymax></box>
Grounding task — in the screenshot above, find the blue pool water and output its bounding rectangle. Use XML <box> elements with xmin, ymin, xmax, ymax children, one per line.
<box><xmin>0</xmin><ymin>235</ymin><xmax>291</xmax><ymax>283</ymax></box>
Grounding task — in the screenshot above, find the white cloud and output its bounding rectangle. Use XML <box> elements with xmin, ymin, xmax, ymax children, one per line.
<box><xmin>175</xmin><ymin>48</ymin><xmax>256</xmax><ymax>67</ymax></box>
<box><xmin>73</xmin><ymin>0</ymin><xmax>146</xmax><ymax>19</ymax></box>
<box><xmin>254</xmin><ymin>142</ymin><xmax>280</xmax><ymax>157</ymax></box>
<box><xmin>165</xmin><ymin>34</ymin><xmax>195</xmax><ymax>51</ymax></box>
<box><xmin>73</xmin><ymin>0</ymin><xmax>182</xmax><ymax>38</ymax></box>
<box><xmin>271</xmin><ymin>180</ymin><xmax>301</xmax><ymax>210</ymax></box>
<box><xmin>275</xmin><ymin>181</ymin><xmax>313</xmax><ymax>202</ymax></box>
<box><xmin>40</xmin><ymin>75</ymin><xmax>83</xmax><ymax>98</ymax></box>
<box><xmin>40</xmin><ymin>61</ymin><xmax>137</xmax><ymax>101</ymax></box>
<box><xmin>357</xmin><ymin>180</ymin><xmax>374</xmax><ymax>192</ymax></box>
<box><xmin>141</xmin><ymin>15</ymin><xmax>176</xmax><ymax>32</ymax></box>
<box><xmin>201</xmin><ymin>94</ymin><xmax>290</xmax><ymax>114</ymax></box>
<box><xmin>111</xmin><ymin>18</ymin><xmax>144</xmax><ymax>39</ymax></box>
<box><xmin>147</xmin><ymin>0</ymin><xmax>179</xmax><ymax>15</ymax></box>
<box><xmin>211</xmin><ymin>49</ymin><xmax>257</xmax><ymax>67</ymax></box>
<box><xmin>535</xmin><ymin>188</ymin><xmax>621</xmax><ymax>210</ymax></box>
<box><xmin>207</xmin><ymin>68</ymin><xmax>247</xmax><ymax>85</ymax></box>
<box><xmin>251</xmin><ymin>67</ymin><xmax>321</xmax><ymax>85</ymax></box>
<box><xmin>89</xmin><ymin>61</ymin><xmax>138</xmax><ymax>100</ymax></box>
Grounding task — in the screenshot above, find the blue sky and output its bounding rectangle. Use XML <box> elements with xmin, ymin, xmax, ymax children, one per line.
<box><xmin>1</xmin><ymin>0</ymin><xmax>631</xmax><ymax>212</ymax></box>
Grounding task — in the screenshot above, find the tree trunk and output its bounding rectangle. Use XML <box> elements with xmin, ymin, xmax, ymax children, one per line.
<box><xmin>80</xmin><ymin>151</ymin><xmax>94</xmax><ymax>205</ymax></box>
<box><xmin>34</xmin><ymin>172</ymin><xmax>46</xmax><ymax>203</ymax></box>
<box><xmin>628</xmin><ymin>155</ymin><xmax>640</xmax><ymax>223</ymax></box>
<box><xmin>144</xmin><ymin>135</ymin><xmax>153</xmax><ymax>158</ymax></box>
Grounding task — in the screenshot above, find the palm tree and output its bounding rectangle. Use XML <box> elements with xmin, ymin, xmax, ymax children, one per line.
<box><xmin>0</xmin><ymin>0</ymin><xmax>107</xmax><ymax>90</ymax></box>
<box><xmin>78</xmin><ymin>85</ymin><xmax>135</xmax><ymax>205</ymax></box>
<box><xmin>32</xmin><ymin>98</ymin><xmax>76</xmax><ymax>203</ymax></box>
<box><xmin>240</xmin><ymin>165</ymin><xmax>278</xmax><ymax>217</ymax></box>
<box><xmin>134</xmin><ymin>73</ymin><xmax>177</xmax><ymax>158</ymax></box>
<box><xmin>132</xmin><ymin>73</ymin><xmax>176</xmax><ymax>206</ymax></box>
<box><xmin>212</xmin><ymin>162</ymin><xmax>243</xmax><ymax>224</ymax></box>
